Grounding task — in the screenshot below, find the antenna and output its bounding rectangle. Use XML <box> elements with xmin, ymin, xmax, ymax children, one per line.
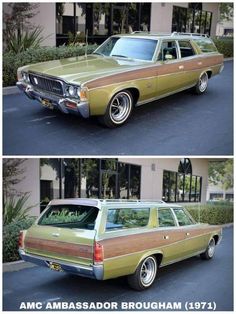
<box><xmin>85</xmin><ymin>29</ymin><xmax>88</xmax><ymax>58</ymax></box>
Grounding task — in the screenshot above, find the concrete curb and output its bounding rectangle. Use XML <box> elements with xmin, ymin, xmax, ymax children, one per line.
<box><xmin>3</xmin><ymin>58</ymin><xmax>233</xmax><ymax>96</ymax></box>
<box><xmin>3</xmin><ymin>260</ymin><xmax>36</xmax><ymax>273</ymax></box>
<box><xmin>3</xmin><ymin>224</ymin><xmax>233</xmax><ymax>273</ymax></box>
<box><xmin>3</xmin><ymin>85</ymin><xmax>20</xmax><ymax>96</ymax></box>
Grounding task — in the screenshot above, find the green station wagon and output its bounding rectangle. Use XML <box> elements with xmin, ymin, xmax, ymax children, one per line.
<box><xmin>17</xmin><ymin>32</ymin><xmax>224</xmax><ymax>128</ymax></box>
<box><xmin>19</xmin><ymin>199</ymin><xmax>222</xmax><ymax>290</ymax></box>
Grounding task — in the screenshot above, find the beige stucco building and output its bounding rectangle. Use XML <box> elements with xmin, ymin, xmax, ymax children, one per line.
<box><xmin>7</xmin><ymin>158</ymin><xmax>211</xmax><ymax>217</ymax></box>
<box><xmin>3</xmin><ymin>2</ymin><xmax>221</xmax><ymax>48</ymax></box>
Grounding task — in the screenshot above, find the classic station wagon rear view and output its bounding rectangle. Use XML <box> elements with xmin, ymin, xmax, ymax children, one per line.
<box><xmin>17</xmin><ymin>32</ymin><xmax>224</xmax><ymax>128</ymax></box>
<box><xmin>19</xmin><ymin>199</ymin><xmax>222</xmax><ymax>290</ymax></box>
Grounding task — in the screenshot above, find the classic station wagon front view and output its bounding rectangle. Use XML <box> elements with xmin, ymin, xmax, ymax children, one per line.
<box><xmin>19</xmin><ymin>199</ymin><xmax>222</xmax><ymax>290</ymax></box>
<box><xmin>17</xmin><ymin>32</ymin><xmax>224</xmax><ymax>128</ymax></box>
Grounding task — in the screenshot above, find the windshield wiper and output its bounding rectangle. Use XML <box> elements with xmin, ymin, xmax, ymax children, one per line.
<box><xmin>111</xmin><ymin>54</ymin><xmax>129</xmax><ymax>58</ymax></box>
<box><xmin>92</xmin><ymin>52</ymin><xmax>105</xmax><ymax>56</ymax></box>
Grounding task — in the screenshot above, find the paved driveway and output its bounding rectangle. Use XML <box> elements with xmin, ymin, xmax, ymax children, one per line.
<box><xmin>3</xmin><ymin>226</ymin><xmax>233</xmax><ymax>311</ymax></box>
<box><xmin>3</xmin><ymin>61</ymin><xmax>233</xmax><ymax>155</ymax></box>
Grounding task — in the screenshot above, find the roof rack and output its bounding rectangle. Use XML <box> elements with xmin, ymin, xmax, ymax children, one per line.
<box><xmin>131</xmin><ymin>31</ymin><xmax>171</xmax><ymax>36</ymax></box>
<box><xmin>171</xmin><ymin>32</ymin><xmax>209</xmax><ymax>38</ymax></box>
<box><xmin>100</xmin><ymin>199</ymin><xmax>166</xmax><ymax>204</ymax></box>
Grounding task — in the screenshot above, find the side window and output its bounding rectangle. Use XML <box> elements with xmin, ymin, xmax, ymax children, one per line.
<box><xmin>158</xmin><ymin>41</ymin><xmax>178</xmax><ymax>61</ymax></box>
<box><xmin>106</xmin><ymin>207</ymin><xmax>150</xmax><ymax>230</ymax></box>
<box><xmin>158</xmin><ymin>208</ymin><xmax>176</xmax><ymax>227</ymax></box>
<box><xmin>173</xmin><ymin>208</ymin><xmax>195</xmax><ymax>226</ymax></box>
<box><xmin>178</xmin><ymin>41</ymin><xmax>195</xmax><ymax>58</ymax></box>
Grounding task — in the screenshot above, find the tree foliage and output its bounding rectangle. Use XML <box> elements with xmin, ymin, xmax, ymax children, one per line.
<box><xmin>3</xmin><ymin>159</ymin><xmax>27</xmax><ymax>201</ymax></box>
<box><xmin>219</xmin><ymin>3</ymin><xmax>233</xmax><ymax>21</ymax></box>
<box><xmin>208</xmin><ymin>159</ymin><xmax>233</xmax><ymax>190</ymax></box>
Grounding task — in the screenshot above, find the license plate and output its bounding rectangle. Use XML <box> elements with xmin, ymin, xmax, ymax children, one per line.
<box><xmin>41</xmin><ymin>98</ymin><xmax>54</xmax><ymax>110</ymax></box>
<box><xmin>48</xmin><ymin>262</ymin><xmax>63</xmax><ymax>272</ymax></box>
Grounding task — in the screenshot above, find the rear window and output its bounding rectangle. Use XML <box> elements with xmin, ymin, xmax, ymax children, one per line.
<box><xmin>38</xmin><ymin>204</ymin><xmax>98</xmax><ymax>229</ymax></box>
<box><xmin>194</xmin><ymin>39</ymin><xmax>217</xmax><ymax>53</ymax></box>
<box><xmin>106</xmin><ymin>207</ymin><xmax>150</xmax><ymax>230</ymax></box>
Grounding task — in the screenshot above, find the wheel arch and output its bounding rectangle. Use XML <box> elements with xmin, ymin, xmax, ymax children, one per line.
<box><xmin>135</xmin><ymin>250</ymin><xmax>164</xmax><ymax>271</ymax></box>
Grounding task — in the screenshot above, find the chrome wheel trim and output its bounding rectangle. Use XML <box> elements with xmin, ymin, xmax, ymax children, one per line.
<box><xmin>109</xmin><ymin>92</ymin><xmax>132</xmax><ymax>124</ymax></box>
<box><xmin>208</xmin><ymin>239</ymin><xmax>215</xmax><ymax>258</ymax></box>
<box><xmin>199</xmin><ymin>73</ymin><xmax>208</xmax><ymax>92</ymax></box>
<box><xmin>140</xmin><ymin>257</ymin><xmax>157</xmax><ymax>287</ymax></box>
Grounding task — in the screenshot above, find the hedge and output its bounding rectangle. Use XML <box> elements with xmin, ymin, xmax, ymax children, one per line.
<box><xmin>185</xmin><ymin>203</ymin><xmax>233</xmax><ymax>225</ymax></box>
<box><xmin>3</xmin><ymin>218</ymin><xmax>35</xmax><ymax>263</ymax></box>
<box><xmin>213</xmin><ymin>37</ymin><xmax>233</xmax><ymax>58</ymax></box>
<box><xmin>3</xmin><ymin>44</ymin><xmax>97</xmax><ymax>87</ymax></box>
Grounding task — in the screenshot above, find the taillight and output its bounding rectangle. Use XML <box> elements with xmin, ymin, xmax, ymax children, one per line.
<box><xmin>94</xmin><ymin>242</ymin><xmax>104</xmax><ymax>263</ymax></box>
<box><xmin>18</xmin><ymin>231</ymin><xmax>24</xmax><ymax>249</ymax></box>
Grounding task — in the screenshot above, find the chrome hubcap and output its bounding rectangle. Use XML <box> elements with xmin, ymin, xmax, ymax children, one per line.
<box><xmin>110</xmin><ymin>92</ymin><xmax>132</xmax><ymax>124</ymax></box>
<box><xmin>208</xmin><ymin>239</ymin><xmax>215</xmax><ymax>257</ymax></box>
<box><xmin>140</xmin><ymin>257</ymin><xmax>157</xmax><ymax>287</ymax></box>
<box><xmin>199</xmin><ymin>73</ymin><xmax>208</xmax><ymax>92</ymax></box>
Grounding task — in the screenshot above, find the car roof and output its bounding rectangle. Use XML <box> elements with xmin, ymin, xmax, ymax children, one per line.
<box><xmin>49</xmin><ymin>198</ymin><xmax>183</xmax><ymax>208</ymax></box>
<box><xmin>112</xmin><ymin>32</ymin><xmax>210</xmax><ymax>41</ymax></box>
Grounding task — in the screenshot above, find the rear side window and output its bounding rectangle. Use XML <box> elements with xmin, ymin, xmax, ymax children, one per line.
<box><xmin>178</xmin><ymin>41</ymin><xmax>195</xmax><ymax>58</ymax></box>
<box><xmin>173</xmin><ymin>208</ymin><xmax>195</xmax><ymax>226</ymax></box>
<box><xmin>194</xmin><ymin>39</ymin><xmax>217</xmax><ymax>53</ymax></box>
<box><xmin>38</xmin><ymin>205</ymin><xmax>98</xmax><ymax>229</ymax></box>
<box><xmin>106</xmin><ymin>207</ymin><xmax>150</xmax><ymax>230</ymax></box>
<box><xmin>158</xmin><ymin>208</ymin><xmax>176</xmax><ymax>227</ymax></box>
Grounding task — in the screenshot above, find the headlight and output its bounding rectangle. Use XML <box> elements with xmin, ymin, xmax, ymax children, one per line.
<box><xmin>21</xmin><ymin>71</ymin><xmax>29</xmax><ymax>82</ymax></box>
<box><xmin>68</xmin><ymin>85</ymin><xmax>76</xmax><ymax>97</ymax></box>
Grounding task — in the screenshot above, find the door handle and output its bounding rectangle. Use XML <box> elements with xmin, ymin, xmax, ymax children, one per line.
<box><xmin>198</xmin><ymin>61</ymin><xmax>203</xmax><ymax>66</ymax></box>
<box><xmin>163</xmin><ymin>235</ymin><xmax>169</xmax><ymax>240</ymax></box>
<box><xmin>179</xmin><ymin>65</ymin><xmax>184</xmax><ymax>70</ymax></box>
<box><xmin>186</xmin><ymin>232</ymin><xmax>190</xmax><ymax>236</ymax></box>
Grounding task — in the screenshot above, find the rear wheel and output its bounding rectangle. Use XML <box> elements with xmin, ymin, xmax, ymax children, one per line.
<box><xmin>98</xmin><ymin>90</ymin><xmax>133</xmax><ymax>128</ymax></box>
<box><xmin>127</xmin><ymin>256</ymin><xmax>157</xmax><ymax>291</ymax></box>
<box><xmin>194</xmin><ymin>72</ymin><xmax>208</xmax><ymax>94</ymax></box>
<box><xmin>200</xmin><ymin>238</ymin><xmax>216</xmax><ymax>260</ymax></box>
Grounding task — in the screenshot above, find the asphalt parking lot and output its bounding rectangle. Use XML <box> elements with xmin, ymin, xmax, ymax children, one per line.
<box><xmin>3</xmin><ymin>61</ymin><xmax>233</xmax><ymax>156</ymax></box>
<box><xmin>3</xmin><ymin>226</ymin><xmax>233</xmax><ymax>311</ymax></box>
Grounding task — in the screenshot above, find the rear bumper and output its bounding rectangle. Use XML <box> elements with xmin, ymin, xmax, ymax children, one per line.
<box><xmin>19</xmin><ymin>249</ymin><xmax>103</xmax><ymax>280</ymax></box>
<box><xmin>16</xmin><ymin>82</ymin><xmax>90</xmax><ymax>118</ymax></box>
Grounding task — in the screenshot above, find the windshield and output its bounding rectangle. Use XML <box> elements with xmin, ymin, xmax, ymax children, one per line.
<box><xmin>94</xmin><ymin>37</ymin><xmax>158</xmax><ymax>61</ymax></box>
<box><xmin>38</xmin><ymin>204</ymin><xmax>98</xmax><ymax>229</ymax></box>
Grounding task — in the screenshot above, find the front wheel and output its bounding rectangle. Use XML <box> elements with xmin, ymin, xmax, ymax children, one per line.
<box><xmin>98</xmin><ymin>90</ymin><xmax>133</xmax><ymax>128</ymax></box>
<box><xmin>200</xmin><ymin>238</ymin><xmax>216</xmax><ymax>260</ymax></box>
<box><xmin>194</xmin><ymin>72</ymin><xmax>209</xmax><ymax>95</ymax></box>
<box><xmin>127</xmin><ymin>256</ymin><xmax>157</xmax><ymax>291</ymax></box>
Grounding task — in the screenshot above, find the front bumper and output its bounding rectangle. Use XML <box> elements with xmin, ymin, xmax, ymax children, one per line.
<box><xmin>16</xmin><ymin>82</ymin><xmax>90</xmax><ymax>118</ymax></box>
<box><xmin>19</xmin><ymin>249</ymin><xmax>103</xmax><ymax>280</ymax></box>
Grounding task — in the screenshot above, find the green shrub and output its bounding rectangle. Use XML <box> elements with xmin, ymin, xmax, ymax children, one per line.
<box><xmin>213</xmin><ymin>37</ymin><xmax>233</xmax><ymax>58</ymax></box>
<box><xmin>3</xmin><ymin>218</ymin><xmax>35</xmax><ymax>263</ymax></box>
<box><xmin>185</xmin><ymin>203</ymin><xmax>233</xmax><ymax>225</ymax></box>
<box><xmin>3</xmin><ymin>44</ymin><xmax>97</xmax><ymax>87</ymax></box>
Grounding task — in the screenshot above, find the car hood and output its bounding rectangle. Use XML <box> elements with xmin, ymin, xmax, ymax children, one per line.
<box><xmin>23</xmin><ymin>54</ymin><xmax>151</xmax><ymax>86</ymax></box>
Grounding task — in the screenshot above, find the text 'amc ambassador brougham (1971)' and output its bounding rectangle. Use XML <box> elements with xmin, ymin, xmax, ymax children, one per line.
<box><xmin>18</xmin><ymin>199</ymin><xmax>222</xmax><ymax>290</ymax></box>
<box><xmin>17</xmin><ymin>32</ymin><xmax>224</xmax><ymax>128</ymax></box>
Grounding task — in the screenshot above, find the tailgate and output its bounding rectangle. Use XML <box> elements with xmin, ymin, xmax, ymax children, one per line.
<box><xmin>24</xmin><ymin>225</ymin><xmax>95</xmax><ymax>266</ymax></box>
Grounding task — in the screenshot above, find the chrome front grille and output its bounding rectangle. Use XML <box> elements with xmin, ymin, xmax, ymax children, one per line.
<box><xmin>29</xmin><ymin>73</ymin><xmax>64</xmax><ymax>96</ymax></box>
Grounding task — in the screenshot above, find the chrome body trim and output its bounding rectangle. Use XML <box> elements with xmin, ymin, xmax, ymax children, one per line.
<box><xmin>16</xmin><ymin>82</ymin><xmax>89</xmax><ymax>118</ymax></box>
<box><xmin>19</xmin><ymin>249</ymin><xmax>103</xmax><ymax>280</ymax></box>
<box><xmin>160</xmin><ymin>249</ymin><xmax>205</xmax><ymax>267</ymax></box>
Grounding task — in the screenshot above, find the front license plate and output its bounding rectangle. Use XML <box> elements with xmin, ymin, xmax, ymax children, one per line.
<box><xmin>48</xmin><ymin>262</ymin><xmax>63</xmax><ymax>272</ymax></box>
<box><xmin>41</xmin><ymin>98</ymin><xmax>54</xmax><ymax>110</ymax></box>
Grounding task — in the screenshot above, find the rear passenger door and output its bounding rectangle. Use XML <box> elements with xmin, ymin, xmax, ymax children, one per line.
<box><xmin>157</xmin><ymin>207</ymin><xmax>187</xmax><ymax>265</ymax></box>
<box><xmin>177</xmin><ymin>40</ymin><xmax>200</xmax><ymax>85</ymax></box>
<box><xmin>156</xmin><ymin>40</ymin><xmax>187</xmax><ymax>95</ymax></box>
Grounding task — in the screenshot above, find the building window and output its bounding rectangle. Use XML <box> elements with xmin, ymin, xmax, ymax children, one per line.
<box><xmin>56</xmin><ymin>3</ymin><xmax>151</xmax><ymax>46</ymax></box>
<box><xmin>172</xmin><ymin>5</ymin><xmax>212</xmax><ymax>35</ymax></box>
<box><xmin>162</xmin><ymin>159</ymin><xmax>202</xmax><ymax>203</ymax></box>
<box><xmin>40</xmin><ymin>159</ymin><xmax>141</xmax><ymax>205</ymax></box>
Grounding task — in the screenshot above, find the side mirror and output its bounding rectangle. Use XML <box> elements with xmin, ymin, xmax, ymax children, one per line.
<box><xmin>165</xmin><ymin>53</ymin><xmax>173</xmax><ymax>61</ymax></box>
